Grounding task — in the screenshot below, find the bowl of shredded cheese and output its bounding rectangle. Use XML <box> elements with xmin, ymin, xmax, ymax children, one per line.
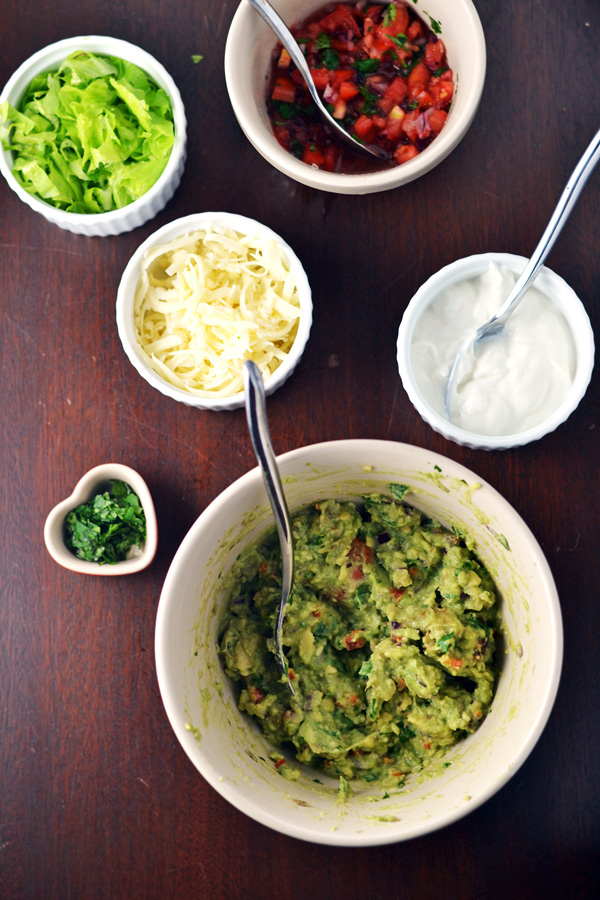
<box><xmin>116</xmin><ymin>212</ymin><xmax>312</xmax><ymax>409</ymax></box>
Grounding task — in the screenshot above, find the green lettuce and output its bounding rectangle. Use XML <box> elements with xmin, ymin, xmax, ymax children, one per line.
<box><xmin>0</xmin><ymin>50</ymin><xmax>175</xmax><ymax>213</ymax></box>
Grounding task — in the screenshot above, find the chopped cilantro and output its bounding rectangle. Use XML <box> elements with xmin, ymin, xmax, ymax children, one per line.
<box><xmin>290</xmin><ymin>138</ymin><xmax>303</xmax><ymax>158</ymax></box>
<box><xmin>407</xmin><ymin>99</ymin><xmax>418</xmax><ymax>110</ymax></box>
<box><xmin>272</xmin><ymin>100</ymin><xmax>298</xmax><ymax>120</ymax></box>
<box><xmin>391</xmin><ymin>33</ymin><xmax>408</xmax><ymax>51</ymax></box>
<box><xmin>364</xmin><ymin>772</ymin><xmax>379</xmax><ymax>782</ymax></box>
<box><xmin>436</xmin><ymin>632</ymin><xmax>454</xmax><ymax>654</ymax></box>
<box><xmin>64</xmin><ymin>479</ymin><xmax>147</xmax><ymax>565</ymax></box>
<box><xmin>314</xmin><ymin>32</ymin><xmax>332</xmax><ymax>50</ymax></box>
<box><xmin>359</xmin><ymin>660</ymin><xmax>373</xmax><ymax>678</ymax></box>
<box><xmin>389</xmin><ymin>483</ymin><xmax>409</xmax><ymax>501</ymax></box>
<box><xmin>433</xmin><ymin>65</ymin><xmax>448</xmax><ymax>77</ymax></box>
<box><xmin>309</xmin><ymin>143</ymin><xmax>317</xmax><ymax>152</ymax></box>
<box><xmin>353</xmin><ymin>58</ymin><xmax>380</xmax><ymax>75</ymax></box>
<box><xmin>426</xmin><ymin>13</ymin><xmax>442</xmax><ymax>34</ymax></box>
<box><xmin>434</xmin><ymin>465</ymin><xmax>442</xmax><ymax>473</ymax></box>
<box><xmin>321</xmin><ymin>47</ymin><xmax>341</xmax><ymax>70</ymax></box>
<box><xmin>382</xmin><ymin>791</ymin><xmax>390</xmax><ymax>799</ymax></box>
<box><xmin>358</xmin><ymin>84</ymin><xmax>378</xmax><ymax>115</ymax></box>
<box><xmin>382</xmin><ymin>5</ymin><xmax>397</xmax><ymax>28</ymax></box>
<box><xmin>466</xmin><ymin>615</ymin><xmax>490</xmax><ymax>636</ymax></box>
<box><xmin>191</xmin><ymin>54</ymin><xmax>203</xmax><ymax>64</ymax></box>
<box><xmin>498</xmin><ymin>534</ymin><xmax>511</xmax><ymax>551</ymax></box>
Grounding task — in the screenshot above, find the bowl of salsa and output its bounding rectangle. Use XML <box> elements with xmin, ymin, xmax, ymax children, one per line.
<box><xmin>225</xmin><ymin>1</ymin><xmax>486</xmax><ymax>193</ymax></box>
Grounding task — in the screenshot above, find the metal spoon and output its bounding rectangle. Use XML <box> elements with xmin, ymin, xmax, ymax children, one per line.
<box><xmin>445</xmin><ymin>126</ymin><xmax>600</xmax><ymax>419</ymax></box>
<box><xmin>246</xmin><ymin>0</ymin><xmax>387</xmax><ymax>160</ymax></box>
<box><xmin>243</xmin><ymin>361</ymin><xmax>295</xmax><ymax>695</ymax></box>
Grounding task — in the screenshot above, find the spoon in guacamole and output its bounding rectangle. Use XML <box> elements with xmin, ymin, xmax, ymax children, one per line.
<box><xmin>445</xmin><ymin>125</ymin><xmax>600</xmax><ymax>419</ymax></box>
<box><xmin>243</xmin><ymin>361</ymin><xmax>296</xmax><ymax>695</ymax></box>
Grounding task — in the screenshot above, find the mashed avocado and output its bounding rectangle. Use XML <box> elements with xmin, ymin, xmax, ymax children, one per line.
<box><xmin>219</xmin><ymin>488</ymin><xmax>498</xmax><ymax>788</ymax></box>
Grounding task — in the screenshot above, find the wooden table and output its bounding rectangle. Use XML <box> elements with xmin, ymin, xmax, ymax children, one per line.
<box><xmin>2</xmin><ymin>1</ymin><xmax>599</xmax><ymax>897</ymax></box>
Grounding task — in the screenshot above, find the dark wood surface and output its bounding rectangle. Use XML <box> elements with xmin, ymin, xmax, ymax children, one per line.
<box><xmin>1</xmin><ymin>1</ymin><xmax>599</xmax><ymax>898</ymax></box>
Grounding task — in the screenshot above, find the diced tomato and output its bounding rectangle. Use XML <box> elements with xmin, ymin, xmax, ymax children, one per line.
<box><xmin>288</xmin><ymin>668</ymin><xmax>295</xmax><ymax>680</ymax></box>
<box><xmin>348</xmin><ymin>538</ymin><xmax>374</xmax><ymax>565</ymax></box>
<box><xmin>348</xmin><ymin>693</ymin><xmax>359</xmax><ymax>705</ymax></box>
<box><xmin>312</xmin><ymin>608</ymin><xmax>322</xmax><ymax>618</ymax></box>
<box><xmin>302</xmin><ymin>143</ymin><xmax>325</xmax><ymax>166</ymax></box>
<box><xmin>248</xmin><ymin>686</ymin><xmax>265</xmax><ymax>703</ymax></box>
<box><xmin>424</xmin><ymin>39</ymin><xmax>446</xmax><ymax>70</ymax></box>
<box><xmin>386</xmin><ymin>114</ymin><xmax>405</xmax><ymax>141</ymax></box>
<box><xmin>344</xmin><ymin>630</ymin><xmax>365</xmax><ymax>650</ymax></box>
<box><xmin>272</xmin><ymin>76</ymin><xmax>296</xmax><ymax>103</ymax></box>
<box><xmin>408</xmin><ymin>61</ymin><xmax>430</xmax><ymax>87</ymax></box>
<box><xmin>354</xmin><ymin>114</ymin><xmax>375</xmax><ymax>140</ymax></box>
<box><xmin>448</xmin><ymin>657</ymin><xmax>463</xmax><ymax>669</ymax></box>
<box><xmin>384</xmin><ymin>76</ymin><xmax>408</xmax><ymax>106</ymax></box>
<box><xmin>407</xmin><ymin>20</ymin><xmax>423</xmax><ymax>40</ymax></box>
<box><xmin>323</xmin><ymin>144</ymin><xmax>341</xmax><ymax>172</ymax></box>
<box><xmin>390</xmin><ymin>587</ymin><xmax>405</xmax><ymax>599</ymax></box>
<box><xmin>395</xmin><ymin>143</ymin><xmax>419</xmax><ymax>164</ymax></box>
<box><xmin>309</xmin><ymin>68</ymin><xmax>330</xmax><ymax>90</ymax></box>
<box><xmin>428</xmin><ymin>108</ymin><xmax>448</xmax><ymax>134</ymax></box>
<box><xmin>350</xmin><ymin>566</ymin><xmax>364</xmax><ymax>581</ymax></box>
<box><xmin>274</xmin><ymin>758</ymin><xmax>285</xmax><ymax>769</ymax></box>
<box><xmin>339</xmin><ymin>81</ymin><xmax>360</xmax><ymax>100</ymax></box>
<box><xmin>332</xmin><ymin>68</ymin><xmax>355</xmax><ymax>85</ymax></box>
<box><xmin>429</xmin><ymin>80</ymin><xmax>454</xmax><ymax>107</ymax></box>
<box><xmin>371</xmin><ymin>115</ymin><xmax>387</xmax><ymax>130</ymax></box>
<box><xmin>377</xmin><ymin>4</ymin><xmax>409</xmax><ymax>39</ymax></box>
<box><xmin>273</xmin><ymin>125</ymin><xmax>290</xmax><ymax>149</ymax></box>
<box><xmin>415</xmin><ymin>89</ymin><xmax>435</xmax><ymax>109</ymax></box>
<box><xmin>423</xmin><ymin>741</ymin><xmax>431</xmax><ymax>750</ymax></box>
<box><xmin>401</xmin><ymin>109</ymin><xmax>423</xmax><ymax>143</ymax></box>
<box><xmin>318</xmin><ymin>6</ymin><xmax>361</xmax><ymax>37</ymax></box>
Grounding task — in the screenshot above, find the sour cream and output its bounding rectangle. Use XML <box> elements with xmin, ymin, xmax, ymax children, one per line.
<box><xmin>410</xmin><ymin>263</ymin><xmax>576</xmax><ymax>436</ymax></box>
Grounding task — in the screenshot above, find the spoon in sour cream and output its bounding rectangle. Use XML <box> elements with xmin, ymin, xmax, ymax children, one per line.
<box><xmin>445</xmin><ymin>126</ymin><xmax>600</xmax><ymax>419</ymax></box>
<box><xmin>246</xmin><ymin>0</ymin><xmax>387</xmax><ymax>161</ymax></box>
<box><xmin>243</xmin><ymin>360</ymin><xmax>296</xmax><ymax>696</ymax></box>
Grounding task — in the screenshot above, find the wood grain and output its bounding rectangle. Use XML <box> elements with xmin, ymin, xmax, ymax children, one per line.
<box><xmin>1</xmin><ymin>2</ymin><xmax>599</xmax><ymax>898</ymax></box>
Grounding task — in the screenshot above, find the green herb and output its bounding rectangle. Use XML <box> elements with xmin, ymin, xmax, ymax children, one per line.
<box><xmin>309</xmin><ymin>143</ymin><xmax>317</xmax><ymax>152</ymax></box>
<box><xmin>433</xmin><ymin>65</ymin><xmax>448</xmax><ymax>77</ymax></box>
<box><xmin>436</xmin><ymin>632</ymin><xmax>454</xmax><ymax>654</ymax></box>
<box><xmin>382</xmin><ymin>5</ymin><xmax>397</xmax><ymax>28</ymax></box>
<box><xmin>389</xmin><ymin>483</ymin><xmax>409</xmax><ymax>501</ymax></box>
<box><xmin>358</xmin><ymin>84</ymin><xmax>378</xmax><ymax>115</ymax></box>
<box><xmin>191</xmin><ymin>54</ymin><xmax>204</xmax><ymax>64</ymax></box>
<box><xmin>443</xmin><ymin>762</ymin><xmax>451</xmax><ymax>769</ymax></box>
<box><xmin>313</xmin><ymin>622</ymin><xmax>329</xmax><ymax>639</ymax></box>
<box><xmin>434</xmin><ymin>465</ymin><xmax>442</xmax><ymax>473</ymax></box>
<box><xmin>391</xmin><ymin>33</ymin><xmax>409</xmax><ymax>51</ymax></box>
<box><xmin>426</xmin><ymin>13</ymin><xmax>442</xmax><ymax>34</ymax></box>
<box><xmin>0</xmin><ymin>51</ymin><xmax>174</xmax><ymax>213</ymax></box>
<box><xmin>272</xmin><ymin>100</ymin><xmax>297</xmax><ymax>120</ymax></box>
<box><xmin>359</xmin><ymin>660</ymin><xmax>373</xmax><ymax>678</ymax></box>
<box><xmin>355</xmin><ymin>582</ymin><xmax>372</xmax><ymax>606</ymax></box>
<box><xmin>382</xmin><ymin>791</ymin><xmax>390</xmax><ymax>799</ymax></box>
<box><xmin>296</xmin><ymin>37</ymin><xmax>310</xmax><ymax>44</ymax></box>
<box><xmin>369</xmin><ymin>698</ymin><xmax>378</xmax><ymax>719</ymax></box>
<box><xmin>364</xmin><ymin>772</ymin><xmax>379</xmax><ymax>782</ymax></box>
<box><xmin>407</xmin><ymin>100</ymin><xmax>418</xmax><ymax>110</ymax></box>
<box><xmin>498</xmin><ymin>534</ymin><xmax>511</xmax><ymax>551</ymax></box>
<box><xmin>64</xmin><ymin>479</ymin><xmax>147</xmax><ymax>565</ymax></box>
<box><xmin>321</xmin><ymin>48</ymin><xmax>341</xmax><ymax>70</ymax></box>
<box><xmin>353</xmin><ymin>58</ymin><xmax>380</xmax><ymax>75</ymax></box>
<box><xmin>315</xmin><ymin>32</ymin><xmax>332</xmax><ymax>50</ymax></box>
<box><xmin>313</xmin><ymin>778</ymin><xmax>323</xmax><ymax>784</ymax></box>
<box><xmin>466</xmin><ymin>615</ymin><xmax>490</xmax><ymax>636</ymax></box>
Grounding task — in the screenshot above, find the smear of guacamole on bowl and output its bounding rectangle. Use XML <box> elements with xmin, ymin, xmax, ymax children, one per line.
<box><xmin>219</xmin><ymin>490</ymin><xmax>498</xmax><ymax>787</ymax></box>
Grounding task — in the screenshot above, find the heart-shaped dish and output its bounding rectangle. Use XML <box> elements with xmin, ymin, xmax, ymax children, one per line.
<box><xmin>44</xmin><ymin>463</ymin><xmax>158</xmax><ymax>575</ymax></box>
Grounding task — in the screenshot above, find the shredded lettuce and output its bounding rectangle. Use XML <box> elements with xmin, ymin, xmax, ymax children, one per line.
<box><xmin>0</xmin><ymin>50</ymin><xmax>175</xmax><ymax>213</ymax></box>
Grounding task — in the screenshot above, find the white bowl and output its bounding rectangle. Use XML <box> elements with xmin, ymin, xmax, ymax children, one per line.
<box><xmin>397</xmin><ymin>252</ymin><xmax>595</xmax><ymax>450</ymax></box>
<box><xmin>116</xmin><ymin>211</ymin><xmax>313</xmax><ymax>411</ymax></box>
<box><xmin>44</xmin><ymin>463</ymin><xmax>158</xmax><ymax>575</ymax></box>
<box><xmin>155</xmin><ymin>439</ymin><xmax>562</xmax><ymax>846</ymax></box>
<box><xmin>0</xmin><ymin>35</ymin><xmax>187</xmax><ymax>236</ymax></box>
<box><xmin>225</xmin><ymin>0</ymin><xmax>486</xmax><ymax>194</ymax></box>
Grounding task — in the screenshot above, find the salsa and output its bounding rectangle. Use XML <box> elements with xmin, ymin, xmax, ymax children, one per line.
<box><xmin>219</xmin><ymin>490</ymin><xmax>498</xmax><ymax>787</ymax></box>
<box><xmin>267</xmin><ymin>2</ymin><xmax>454</xmax><ymax>174</ymax></box>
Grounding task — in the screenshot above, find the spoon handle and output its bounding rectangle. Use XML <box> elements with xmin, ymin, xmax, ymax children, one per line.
<box><xmin>243</xmin><ymin>361</ymin><xmax>295</xmax><ymax>692</ymax></box>
<box><xmin>489</xmin><ymin>126</ymin><xmax>600</xmax><ymax>329</ymax></box>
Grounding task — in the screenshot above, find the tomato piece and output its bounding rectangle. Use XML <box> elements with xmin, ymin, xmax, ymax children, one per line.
<box><xmin>415</xmin><ymin>89</ymin><xmax>435</xmax><ymax>109</ymax></box>
<box><xmin>424</xmin><ymin>39</ymin><xmax>446</xmax><ymax>70</ymax></box>
<box><xmin>428</xmin><ymin>108</ymin><xmax>448</xmax><ymax>134</ymax></box>
<box><xmin>344</xmin><ymin>630</ymin><xmax>365</xmax><ymax>651</ymax></box>
<box><xmin>332</xmin><ymin>68</ymin><xmax>355</xmax><ymax>85</ymax></box>
<box><xmin>318</xmin><ymin>6</ymin><xmax>361</xmax><ymax>37</ymax></box>
<box><xmin>395</xmin><ymin>143</ymin><xmax>419</xmax><ymax>164</ymax></box>
<box><xmin>323</xmin><ymin>144</ymin><xmax>341</xmax><ymax>172</ymax></box>
<box><xmin>354</xmin><ymin>114</ymin><xmax>375</xmax><ymax>141</ymax></box>
<box><xmin>248</xmin><ymin>686</ymin><xmax>265</xmax><ymax>703</ymax></box>
<box><xmin>371</xmin><ymin>114</ymin><xmax>387</xmax><ymax>130</ymax></box>
<box><xmin>339</xmin><ymin>81</ymin><xmax>360</xmax><ymax>100</ymax></box>
<box><xmin>377</xmin><ymin>4</ymin><xmax>409</xmax><ymax>38</ymax></box>
<box><xmin>429</xmin><ymin>80</ymin><xmax>454</xmax><ymax>107</ymax></box>
<box><xmin>348</xmin><ymin>537</ymin><xmax>374</xmax><ymax>564</ymax></box>
<box><xmin>407</xmin><ymin>20</ymin><xmax>423</xmax><ymax>40</ymax></box>
<box><xmin>302</xmin><ymin>144</ymin><xmax>325</xmax><ymax>166</ymax></box>
<box><xmin>384</xmin><ymin>76</ymin><xmax>408</xmax><ymax>105</ymax></box>
<box><xmin>272</xmin><ymin>76</ymin><xmax>296</xmax><ymax>103</ymax></box>
<box><xmin>309</xmin><ymin>68</ymin><xmax>330</xmax><ymax>90</ymax></box>
<box><xmin>408</xmin><ymin>61</ymin><xmax>430</xmax><ymax>87</ymax></box>
<box><xmin>448</xmin><ymin>657</ymin><xmax>463</xmax><ymax>669</ymax></box>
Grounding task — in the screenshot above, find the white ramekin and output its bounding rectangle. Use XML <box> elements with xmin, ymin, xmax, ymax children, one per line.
<box><xmin>0</xmin><ymin>35</ymin><xmax>187</xmax><ymax>236</ymax></box>
<box><xmin>155</xmin><ymin>438</ymin><xmax>562</xmax><ymax>845</ymax></box>
<box><xmin>397</xmin><ymin>252</ymin><xmax>595</xmax><ymax>450</ymax></box>
<box><xmin>44</xmin><ymin>463</ymin><xmax>158</xmax><ymax>575</ymax></box>
<box><xmin>225</xmin><ymin>0</ymin><xmax>486</xmax><ymax>194</ymax></box>
<box><xmin>116</xmin><ymin>211</ymin><xmax>313</xmax><ymax>410</ymax></box>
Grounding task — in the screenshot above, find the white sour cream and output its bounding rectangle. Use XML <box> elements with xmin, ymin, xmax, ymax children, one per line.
<box><xmin>410</xmin><ymin>263</ymin><xmax>576</xmax><ymax>436</ymax></box>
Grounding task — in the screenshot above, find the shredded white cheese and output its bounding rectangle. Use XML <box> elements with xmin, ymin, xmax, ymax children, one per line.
<box><xmin>133</xmin><ymin>227</ymin><xmax>302</xmax><ymax>397</ymax></box>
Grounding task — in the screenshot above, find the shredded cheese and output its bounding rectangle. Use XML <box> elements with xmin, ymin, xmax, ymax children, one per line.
<box><xmin>133</xmin><ymin>227</ymin><xmax>302</xmax><ymax>397</ymax></box>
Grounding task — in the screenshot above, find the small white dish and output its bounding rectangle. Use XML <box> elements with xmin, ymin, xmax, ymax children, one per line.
<box><xmin>116</xmin><ymin>211</ymin><xmax>313</xmax><ymax>411</ymax></box>
<box><xmin>0</xmin><ymin>35</ymin><xmax>187</xmax><ymax>236</ymax></box>
<box><xmin>397</xmin><ymin>252</ymin><xmax>595</xmax><ymax>450</ymax></box>
<box><xmin>225</xmin><ymin>0</ymin><xmax>486</xmax><ymax>194</ymax></box>
<box><xmin>44</xmin><ymin>463</ymin><xmax>158</xmax><ymax>575</ymax></box>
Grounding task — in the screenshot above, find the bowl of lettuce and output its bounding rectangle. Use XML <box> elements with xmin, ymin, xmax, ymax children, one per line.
<box><xmin>0</xmin><ymin>35</ymin><xmax>187</xmax><ymax>236</ymax></box>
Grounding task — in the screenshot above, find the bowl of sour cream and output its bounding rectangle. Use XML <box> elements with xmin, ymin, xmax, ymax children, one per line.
<box><xmin>397</xmin><ymin>252</ymin><xmax>595</xmax><ymax>450</ymax></box>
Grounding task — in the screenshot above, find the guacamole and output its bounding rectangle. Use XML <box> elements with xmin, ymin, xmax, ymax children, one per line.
<box><xmin>219</xmin><ymin>488</ymin><xmax>498</xmax><ymax>787</ymax></box>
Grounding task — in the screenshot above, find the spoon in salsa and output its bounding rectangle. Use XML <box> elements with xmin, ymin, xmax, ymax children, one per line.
<box><xmin>445</xmin><ymin>125</ymin><xmax>600</xmax><ymax>419</ymax></box>
<box><xmin>243</xmin><ymin>361</ymin><xmax>296</xmax><ymax>696</ymax></box>
<box><xmin>247</xmin><ymin>0</ymin><xmax>387</xmax><ymax>160</ymax></box>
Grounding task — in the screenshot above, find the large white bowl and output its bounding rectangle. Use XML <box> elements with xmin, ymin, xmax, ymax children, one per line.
<box><xmin>0</xmin><ymin>35</ymin><xmax>187</xmax><ymax>236</ymax></box>
<box><xmin>397</xmin><ymin>253</ymin><xmax>595</xmax><ymax>450</ymax></box>
<box><xmin>225</xmin><ymin>0</ymin><xmax>486</xmax><ymax>194</ymax></box>
<box><xmin>116</xmin><ymin>211</ymin><xmax>313</xmax><ymax>411</ymax></box>
<box><xmin>155</xmin><ymin>439</ymin><xmax>562</xmax><ymax>846</ymax></box>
